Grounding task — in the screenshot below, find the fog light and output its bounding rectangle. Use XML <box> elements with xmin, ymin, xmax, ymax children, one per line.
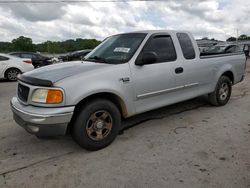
<box><xmin>27</xmin><ymin>125</ymin><xmax>39</xmax><ymax>133</ymax></box>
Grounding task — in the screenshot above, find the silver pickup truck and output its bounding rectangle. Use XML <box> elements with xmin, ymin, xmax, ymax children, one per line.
<box><xmin>11</xmin><ymin>30</ymin><xmax>247</xmax><ymax>150</ymax></box>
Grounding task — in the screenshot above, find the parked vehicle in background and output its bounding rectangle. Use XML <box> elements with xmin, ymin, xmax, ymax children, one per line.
<box><xmin>239</xmin><ymin>44</ymin><xmax>249</xmax><ymax>57</ymax></box>
<box><xmin>9</xmin><ymin>52</ymin><xmax>53</xmax><ymax>68</ymax></box>
<box><xmin>0</xmin><ymin>53</ymin><xmax>33</xmax><ymax>81</ymax></box>
<box><xmin>202</xmin><ymin>43</ymin><xmax>249</xmax><ymax>57</ymax></box>
<box><xmin>11</xmin><ymin>30</ymin><xmax>247</xmax><ymax>151</ymax></box>
<box><xmin>48</xmin><ymin>57</ymin><xmax>60</xmax><ymax>64</ymax></box>
<box><xmin>58</xmin><ymin>49</ymin><xmax>92</xmax><ymax>62</ymax></box>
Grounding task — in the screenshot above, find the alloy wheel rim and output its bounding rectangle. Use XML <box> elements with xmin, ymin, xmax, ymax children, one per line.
<box><xmin>219</xmin><ymin>82</ymin><xmax>229</xmax><ymax>101</ymax></box>
<box><xmin>8</xmin><ymin>70</ymin><xmax>19</xmax><ymax>80</ymax></box>
<box><xmin>86</xmin><ymin>110</ymin><xmax>113</xmax><ymax>141</ymax></box>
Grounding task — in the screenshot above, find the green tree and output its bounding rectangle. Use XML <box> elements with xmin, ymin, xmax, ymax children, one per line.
<box><xmin>12</xmin><ymin>36</ymin><xmax>35</xmax><ymax>52</ymax></box>
<box><xmin>0</xmin><ymin>42</ymin><xmax>12</xmax><ymax>52</ymax></box>
<box><xmin>0</xmin><ymin>36</ymin><xmax>101</xmax><ymax>53</ymax></box>
<box><xmin>202</xmin><ymin>37</ymin><xmax>209</xmax><ymax>40</ymax></box>
<box><xmin>226</xmin><ymin>37</ymin><xmax>237</xmax><ymax>42</ymax></box>
<box><xmin>238</xmin><ymin>34</ymin><xmax>248</xmax><ymax>41</ymax></box>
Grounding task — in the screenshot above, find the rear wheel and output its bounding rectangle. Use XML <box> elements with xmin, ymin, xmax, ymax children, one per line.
<box><xmin>208</xmin><ymin>76</ymin><xmax>232</xmax><ymax>106</ymax></box>
<box><xmin>5</xmin><ymin>68</ymin><xmax>21</xmax><ymax>81</ymax></box>
<box><xmin>72</xmin><ymin>99</ymin><xmax>121</xmax><ymax>151</ymax></box>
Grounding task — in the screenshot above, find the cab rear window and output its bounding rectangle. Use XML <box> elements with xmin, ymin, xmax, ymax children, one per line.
<box><xmin>177</xmin><ymin>33</ymin><xmax>196</xmax><ymax>60</ymax></box>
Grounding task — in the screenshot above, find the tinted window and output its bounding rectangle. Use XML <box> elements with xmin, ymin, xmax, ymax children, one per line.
<box><xmin>10</xmin><ymin>53</ymin><xmax>20</xmax><ymax>57</ymax></box>
<box><xmin>21</xmin><ymin>53</ymin><xmax>33</xmax><ymax>59</ymax></box>
<box><xmin>10</xmin><ymin>53</ymin><xmax>21</xmax><ymax>57</ymax></box>
<box><xmin>225</xmin><ymin>45</ymin><xmax>241</xmax><ymax>53</ymax></box>
<box><xmin>143</xmin><ymin>35</ymin><xmax>177</xmax><ymax>63</ymax></box>
<box><xmin>0</xmin><ymin>55</ymin><xmax>9</xmax><ymax>61</ymax></box>
<box><xmin>177</xmin><ymin>33</ymin><xmax>196</xmax><ymax>59</ymax></box>
<box><xmin>238</xmin><ymin>44</ymin><xmax>248</xmax><ymax>52</ymax></box>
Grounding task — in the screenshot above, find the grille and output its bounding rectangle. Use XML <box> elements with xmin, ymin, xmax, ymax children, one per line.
<box><xmin>18</xmin><ymin>84</ymin><xmax>30</xmax><ymax>102</ymax></box>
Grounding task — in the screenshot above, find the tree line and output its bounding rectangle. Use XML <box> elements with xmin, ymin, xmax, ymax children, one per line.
<box><xmin>226</xmin><ymin>34</ymin><xmax>250</xmax><ymax>42</ymax></box>
<box><xmin>1</xmin><ymin>34</ymin><xmax>249</xmax><ymax>54</ymax></box>
<box><xmin>0</xmin><ymin>36</ymin><xmax>101</xmax><ymax>54</ymax></box>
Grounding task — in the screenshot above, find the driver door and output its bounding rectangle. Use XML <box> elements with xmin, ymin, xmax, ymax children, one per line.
<box><xmin>130</xmin><ymin>33</ymin><xmax>182</xmax><ymax>114</ymax></box>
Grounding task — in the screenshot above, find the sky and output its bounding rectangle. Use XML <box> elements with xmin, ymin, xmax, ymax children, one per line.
<box><xmin>0</xmin><ymin>0</ymin><xmax>249</xmax><ymax>43</ymax></box>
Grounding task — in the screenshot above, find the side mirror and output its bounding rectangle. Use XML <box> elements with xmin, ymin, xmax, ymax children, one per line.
<box><xmin>136</xmin><ymin>51</ymin><xmax>158</xmax><ymax>66</ymax></box>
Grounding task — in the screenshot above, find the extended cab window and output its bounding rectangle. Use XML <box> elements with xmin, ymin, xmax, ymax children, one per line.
<box><xmin>143</xmin><ymin>35</ymin><xmax>177</xmax><ymax>63</ymax></box>
<box><xmin>177</xmin><ymin>33</ymin><xmax>196</xmax><ymax>59</ymax></box>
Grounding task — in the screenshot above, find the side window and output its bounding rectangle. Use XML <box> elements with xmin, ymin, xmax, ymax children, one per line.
<box><xmin>84</xmin><ymin>51</ymin><xmax>90</xmax><ymax>56</ymax></box>
<box><xmin>0</xmin><ymin>55</ymin><xmax>9</xmax><ymax>61</ymax></box>
<box><xmin>10</xmin><ymin>53</ymin><xmax>19</xmax><ymax>57</ymax></box>
<box><xmin>177</xmin><ymin>33</ymin><xmax>196</xmax><ymax>59</ymax></box>
<box><xmin>143</xmin><ymin>35</ymin><xmax>177</xmax><ymax>63</ymax></box>
<box><xmin>32</xmin><ymin>54</ymin><xmax>37</xmax><ymax>59</ymax></box>
<box><xmin>21</xmin><ymin>54</ymin><xmax>33</xmax><ymax>59</ymax></box>
<box><xmin>225</xmin><ymin>46</ymin><xmax>240</xmax><ymax>53</ymax></box>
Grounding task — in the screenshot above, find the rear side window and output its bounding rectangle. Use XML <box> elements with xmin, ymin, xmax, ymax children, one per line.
<box><xmin>143</xmin><ymin>35</ymin><xmax>177</xmax><ymax>63</ymax></box>
<box><xmin>177</xmin><ymin>33</ymin><xmax>196</xmax><ymax>59</ymax></box>
<box><xmin>10</xmin><ymin>53</ymin><xmax>20</xmax><ymax>57</ymax></box>
<box><xmin>0</xmin><ymin>55</ymin><xmax>9</xmax><ymax>61</ymax></box>
<box><xmin>21</xmin><ymin>53</ymin><xmax>33</xmax><ymax>59</ymax></box>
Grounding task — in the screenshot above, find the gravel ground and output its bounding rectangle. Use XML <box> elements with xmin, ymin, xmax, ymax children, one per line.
<box><xmin>0</xmin><ymin>60</ymin><xmax>250</xmax><ymax>188</ymax></box>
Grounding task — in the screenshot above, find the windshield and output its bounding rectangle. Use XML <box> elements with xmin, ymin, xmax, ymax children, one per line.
<box><xmin>85</xmin><ymin>33</ymin><xmax>147</xmax><ymax>64</ymax></box>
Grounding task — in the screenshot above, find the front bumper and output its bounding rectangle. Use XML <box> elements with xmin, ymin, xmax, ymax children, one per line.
<box><xmin>10</xmin><ymin>97</ymin><xmax>75</xmax><ymax>137</ymax></box>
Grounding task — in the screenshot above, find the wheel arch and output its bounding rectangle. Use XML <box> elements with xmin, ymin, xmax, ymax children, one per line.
<box><xmin>4</xmin><ymin>67</ymin><xmax>22</xmax><ymax>79</ymax></box>
<box><xmin>72</xmin><ymin>92</ymin><xmax>128</xmax><ymax>120</ymax></box>
<box><xmin>67</xmin><ymin>92</ymin><xmax>128</xmax><ymax>133</ymax></box>
<box><xmin>221</xmin><ymin>70</ymin><xmax>234</xmax><ymax>84</ymax></box>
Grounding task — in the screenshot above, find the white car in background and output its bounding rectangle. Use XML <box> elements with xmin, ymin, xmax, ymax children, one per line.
<box><xmin>0</xmin><ymin>53</ymin><xmax>34</xmax><ymax>81</ymax></box>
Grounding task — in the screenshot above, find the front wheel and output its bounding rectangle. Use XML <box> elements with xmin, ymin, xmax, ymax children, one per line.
<box><xmin>72</xmin><ymin>99</ymin><xmax>121</xmax><ymax>151</ymax></box>
<box><xmin>208</xmin><ymin>76</ymin><xmax>232</xmax><ymax>106</ymax></box>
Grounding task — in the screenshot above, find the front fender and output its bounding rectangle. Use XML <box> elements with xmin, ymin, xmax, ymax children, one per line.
<box><xmin>55</xmin><ymin>63</ymin><xmax>136</xmax><ymax>117</ymax></box>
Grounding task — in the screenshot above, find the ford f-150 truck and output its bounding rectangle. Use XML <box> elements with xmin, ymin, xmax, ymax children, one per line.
<box><xmin>10</xmin><ymin>30</ymin><xmax>247</xmax><ymax>151</ymax></box>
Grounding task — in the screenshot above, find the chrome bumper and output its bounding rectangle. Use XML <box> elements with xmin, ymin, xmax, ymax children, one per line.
<box><xmin>10</xmin><ymin>97</ymin><xmax>75</xmax><ymax>136</ymax></box>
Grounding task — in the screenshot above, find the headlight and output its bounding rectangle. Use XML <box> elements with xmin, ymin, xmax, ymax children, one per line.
<box><xmin>31</xmin><ymin>89</ymin><xmax>63</xmax><ymax>104</ymax></box>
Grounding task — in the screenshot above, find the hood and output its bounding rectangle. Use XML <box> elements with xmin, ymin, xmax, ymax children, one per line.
<box><xmin>23</xmin><ymin>61</ymin><xmax>109</xmax><ymax>84</ymax></box>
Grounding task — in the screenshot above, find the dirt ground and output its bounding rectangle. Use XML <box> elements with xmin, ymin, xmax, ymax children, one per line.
<box><xmin>0</xmin><ymin>60</ymin><xmax>250</xmax><ymax>188</ymax></box>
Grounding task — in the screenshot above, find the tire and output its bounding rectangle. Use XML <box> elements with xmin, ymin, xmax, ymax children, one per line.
<box><xmin>72</xmin><ymin>99</ymin><xmax>121</xmax><ymax>151</ymax></box>
<box><xmin>5</xmin><ymin>68</ymin><xmax>21</xmax><ymax>81</ymax></box>
<box><xmin>208</xmin><ymin>76</ymin><xmax>232</xmax><ymax>106</ymax></box>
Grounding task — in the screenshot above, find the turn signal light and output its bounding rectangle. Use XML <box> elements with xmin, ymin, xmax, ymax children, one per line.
<box><xmin>46</xmin><ymin>90</ymin><xmax>63</xmax><ymax>104</ymax></box>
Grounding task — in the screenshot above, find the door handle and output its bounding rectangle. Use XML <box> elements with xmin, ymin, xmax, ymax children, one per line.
<box><xmin>175</xmin><ymin>67</ymin><xmax>184</xmax><ymax>74</ymax></box>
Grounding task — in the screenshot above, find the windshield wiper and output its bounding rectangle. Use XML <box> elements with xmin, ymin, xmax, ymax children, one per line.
<box><xmin>87</xmin><ymin>56</ymin><xmax>109</xmax><ymax>64</ymax></box>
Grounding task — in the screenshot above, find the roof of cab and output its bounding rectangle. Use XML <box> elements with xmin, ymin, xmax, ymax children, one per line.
<box><xmin>126</xmin><ymin>30</ymin><xmax>191</xmax><ymax>35</ymax></box>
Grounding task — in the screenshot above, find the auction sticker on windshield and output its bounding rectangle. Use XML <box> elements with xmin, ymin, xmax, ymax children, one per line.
<box><xmin>114</xmin><ymin>47</ymin><xmax>130</xmax><ymax>53</ymax></box>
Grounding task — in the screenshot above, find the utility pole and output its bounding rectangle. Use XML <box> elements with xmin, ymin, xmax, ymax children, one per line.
<box><xmin>236</xmin><ymin>29</ymin><xmax>239</xmax><ymax>44</ymax></box>
<box><xmin>47</xmin><ymin>41</ymin><xmax>50</xmax><ymax>53</ymax></box>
